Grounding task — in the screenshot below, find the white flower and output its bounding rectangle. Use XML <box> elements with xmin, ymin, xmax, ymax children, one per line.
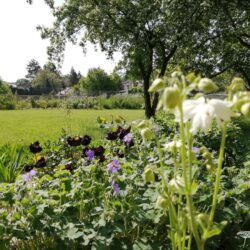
<box><xmin>175</xmin><ymin>97</ymin><xmax>234</xmax><ymax>134</ymax></box>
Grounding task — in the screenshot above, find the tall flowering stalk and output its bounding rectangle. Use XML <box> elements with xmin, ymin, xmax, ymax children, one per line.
<box><xmin>143</xmin><ymin>72</ymin><xmax>249</xmax><ymax>250</ymax></box>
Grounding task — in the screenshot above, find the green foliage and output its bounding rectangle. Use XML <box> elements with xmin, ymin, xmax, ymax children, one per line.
<box><xmin>0</xmin><ymin>115</ymin><xmax>249</xmax><ymax>249</ymax></box>
<box><xmin>128</xmin><ymin>86</ymin><xmax>143</xmax><ymax>95</ymax></box>
<box><xmin>100</xmin><ymin>96</ymin><xmax>144</xmax><ymax>110</ymax></box>
<box><xmin>0</xmin><ymin>80</ymin><xmax>12</xmax><ymax>95</ymax></box>
<box><xmin>68</xmin><ymin>67</ymin><xmax>80</xmax><ymax>86</ymax></box>
<box><xmin>43</xmin><ymin>61</ymin><xmax>58</xmax><ymax>74</ymax></box>
<box><xmin>25</xmin><ymin>59</ymin><xmax>41</xmax><ymax>80</ymax></box>
<box><xmin>79</xmin><ymin>68</ymin><xmax>122</xmax><ymax>94</ymax></box>
<box><xmin>0</xmin><ymin>94</ymin><xmax>16</xmax><ymax>110</ymax></box>
<box><xmin>32</xmin><ymin>69</ymin><xmax>64</xmax><ymax>94</ymax></box>
<box><xmin>0</xmin><ymin>145</ymin><xmax>25</xmax><ymax>183</ymax></box>
<box><xmin>0</xmin><ymin>81</ymin><xmax>16</xmax><ymax>110</ymax></box>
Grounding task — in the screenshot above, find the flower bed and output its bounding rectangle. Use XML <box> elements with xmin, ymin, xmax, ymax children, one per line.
<box><xmin>0</xmin><ymin>73</ymin><xmax>249</xmax><ymax>249</ymax></box>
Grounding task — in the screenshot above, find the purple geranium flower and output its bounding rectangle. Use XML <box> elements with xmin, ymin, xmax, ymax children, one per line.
<box><xmin>107</xmin><ymin>159</ymin><xmax>121</xmax><ymax>173</ymax></box>
<box><xmin>192</xmin><ymin>147</ymin><xmax>200</xmax><ymax>154</ymax></box>
<box><xmin>86</xmin><ymin>149</ymin><xmax>95</xmax><ymax>161</ymax></box>
<box><xmin>22</xmin><ymin>169</ymin><xmax>37</xmax><ymax>182</ymax></box>
<box><xmin>111</xmin><ymin>180</ymin><xmax>120</xmax><ymax>194</ymax></box>
<box><xmin>123</xmin><ymin>133</ymin><xmax>132</xmax><ymax>144</ymax></box>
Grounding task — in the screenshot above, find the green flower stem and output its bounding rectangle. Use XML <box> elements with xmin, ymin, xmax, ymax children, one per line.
<box><xmin>156</xmin><ymin>139</ymin><xmax>177</xmax><ymax>249</ymax></box>
<box><xmin>207</xmin><ymin>122</ymin><xmax>227</xmax><ymax>232</ymax></box>
<box><xmin>186</xmin><ymin>125</ymin><xmax>193</xmax><ymax>187</ymax></box>
<box><xmin>187</xmin><ymin>234</ymin><xmax>192</xmax><ymax>250</ymax></box>
<box><xmin>179</xmin><ymin>104</ymin><xmax>201</xmax><ymax>249</ymax></box>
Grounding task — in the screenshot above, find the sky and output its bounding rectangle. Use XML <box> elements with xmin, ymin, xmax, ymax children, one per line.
<box><xmin>0</xmin><ymin>0</ymin><xmax>121</xmax><ymax>82</ymax></box>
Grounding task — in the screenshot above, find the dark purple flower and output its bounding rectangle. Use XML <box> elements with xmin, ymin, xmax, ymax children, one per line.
<box><xmin>125</xmin><ymin>139</ymin><xmax>135</xmax><ymax>148</ymax></box>
<box><xmin>106</xmin><ymin>132</ymin><xmax>118</xmax><ymax>141</ymax></box>
<box><xmin>117</xmin><ymin>126</ymin><xmax>131</xmax><ymax>139</ymax></box>
<box><xmin>81</xmin><ymin>135</ymin><xmax>91</xmax><ymax>146</ymax></box>
<box><xmin>107</xmin><ymin>159</ymin><xmax>121</xmax><ymax>173</ymax></box>
<box><xmin>99</xmin><ymin>155</ymin><xmax>106</xmax><ymax>162</ymax></box>
<box><xmin>35</xmin><ymin>157</ymin><xmax>46</xmax><ymax>168</ymax></box>
<box><xmin>67</xmin><ymin>136</ymin><xmax>82</xmax><ymax>146</ymax></box>
<box><xmin>86</xmin><ymin>149</ymin><xmax>95</xmax><ymax>161</ymax></box>
<box><xmin>111</xmin><ymin>180</ymin><xmax>120</xmax><ymax>194</ymax></box>
<box><xmin>29</xmin><ymin>141</ymin><xmax>42</xmax><ymax>154</ymax></box>
<box><xmin>94</xmin><ymin>146</ymin><xmax>105</xmax><ymax>156</ymax></box>
<box><xmin>117</xmin><ymin>151</ymin><xmax>125</xmax><ymax>158</ymax></box>
<box><xmin>65</xmin><ymin>161</ymin><xmax>74</xmax><ymax>172</ymax></box>
<box><xmin>22</xmin><ymin>169</ymin><xmax>36</xmax><ymax>182</ymax></box>
<box><xmin>24</xmin><ymin>164</ymin><xmax>34</xmax><ymax>172</ymax></box>
<box><xmin>82</xmin><ymin>147</ymin><xmax>89</xmax><ymax>157</ymax></box>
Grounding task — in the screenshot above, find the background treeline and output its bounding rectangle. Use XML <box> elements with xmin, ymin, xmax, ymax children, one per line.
<box><xmin>8</xmin><ymin>59</ymin><xmax>124</xmax><ymax>96</ymax></box>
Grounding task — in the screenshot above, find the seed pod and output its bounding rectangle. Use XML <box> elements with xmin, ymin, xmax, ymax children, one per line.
<box><xmin>241</xmin><ymin>102</ymin><xmax>250</xmax><ymax>118</ymax></box>
<box><xmin>156</xmin><ymin>196</ymin><xmax>168</xmax><ymax>209</ymax></box>
<box><xmin>198</xmin><ymin>78</ymin><xmax>218</xmax><ymax>93</ymax></box>
<box><xmin>229</xmin><ymin>77</ymin><xmax>245</xmax><ymax>93</ymax></box>
<box><xmin>141</xmin><ymin>128</ymin><xmax>154</xmax><ymax>141</ymax></box>
<box><xmin>162</xmin><ymin>86</ymin><xmax>181</xmax><ymax>109</ymax></box>
<box><xmin>148</xmin><ymin>78</ymin><xmax>165</xmax><ymax>92</ymax></box>
<box><xmin>143</xmin><ymin>167</ymin><xmax>155</xmax><ymax>183</ymax></box>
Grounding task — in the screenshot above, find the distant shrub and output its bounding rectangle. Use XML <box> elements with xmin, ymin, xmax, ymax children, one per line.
<box><xmin>0</xmin><ymin>94</ymin><xmax>16</xmax><ymax>110</ymax></box>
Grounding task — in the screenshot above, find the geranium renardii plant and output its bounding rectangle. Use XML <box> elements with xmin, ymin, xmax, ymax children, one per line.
<box><xmin>142</xmin><ymin>72</ymin><xmax>250</xmax><ymax>250</ymax></box>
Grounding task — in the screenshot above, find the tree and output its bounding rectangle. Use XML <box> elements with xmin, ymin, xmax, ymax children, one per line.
<box><xmin>79</xmin><ymin>68</ymin><xmax>121</xmax><ymax>94</ymax></box>
<box><xmin>26</xmin><ymin>59</ymin><xmax>41</xmax><ymax>80</ymax></box>
<box><xmin>69</xmin><ymin>67</ymin><xmax>80</xmax><ymax>86</ymax></box>
<box><xmin>44</xmin><ymin>61</ymin><xmax>58</xmax><ymax>74</ymax></box>
<box><xmin>29</xmin><ymin>0</ymin><xmax>250</xmax><ymax>115</ymax></box>
<box><xmin>174</xmin><ymin>1</ymin><xmax>250</xmax><ymax>89</ymax></box>
<box><xmin>0</xmin><ymin>79</ymin><xmax>12</xmax><ymax>95</ymax></box>
<box><xmin>32</xmin><ymin>70</ymin><xmax>64</xmax><ymax>94</ymax></box>
<box><xmin>30</xmin><ymin>0</ymin><xmax>210</xmax><ymax>117</ymax></box>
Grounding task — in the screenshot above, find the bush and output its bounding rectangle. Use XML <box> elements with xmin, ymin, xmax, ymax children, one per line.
<box><xmin>0</xmin><ymin>94</ymin><xmax>16</xmax><ymax>110</ymax></box>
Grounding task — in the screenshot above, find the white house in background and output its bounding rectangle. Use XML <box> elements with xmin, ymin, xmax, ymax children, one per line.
<box><xmin>56</xmin><ymin>87</ymin><xmax>73</xmax><ymax>97</ymax></box>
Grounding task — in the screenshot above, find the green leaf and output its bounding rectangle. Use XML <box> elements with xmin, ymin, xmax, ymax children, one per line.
<box><xmin>67</xmin><ymin>227</ymin><xmax>83</xmax><ymax>240</ymax></box>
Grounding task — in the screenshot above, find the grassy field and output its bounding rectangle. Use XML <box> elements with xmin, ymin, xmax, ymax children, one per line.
<box><xmin>0</xmin><ymin>109</ymin><xmax>144</xmax><ymax>145</ymax></box>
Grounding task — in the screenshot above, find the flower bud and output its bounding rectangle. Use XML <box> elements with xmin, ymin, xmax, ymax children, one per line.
<box><xmin>228</xmin><ymin>77</ymin><xmax>245</xmax><ymax>93</ymax></box>
<box><xmin>197</xmin><ymin>213</ymin><xmax>209</xmax><ymax>231</ymax></box>
<box><xmin>232</xmin><ymin>92</ymin><xmax>250</xmax><ymax>111</ymax></box>
<box><xmin>198</xmin><ymin>78</ymin><xmax>218</xmax><ymax>93</ymax></box>
<box><xmin>162</xmin><ymin>86</ymin><xmax>181</xmax><ymax>109</ymax></box>
<box><xmin>241</xmin><ymin>102</ymin><xmax>250</xmax><ymax>118</ymax></box>
<box><xmin>143</xmin><ymin>167</ymin><xmax>155</xmax><ymax>183</ymax></box>
<box><xmin>148</xmin><ymin>78</ymin><xmax>165</xmax><ymax>92</ymax></box>
<box><xmin>115</xmin><ymin>117</ymin><xmax>122</xmax><ymax>123</ymax></box>
<box><xmin>136</xmin><ymin>120</ymin><xmax>149</xmax><ymax>129</ymax></box>
<box><xmin>169</xmin><ymin>176</ymin><xmax>185</xmax><ymax>194</ymax></box>
<box><xmin>163</xmin><ymin>140</ymin><xmax>181</xmax><ymax>152</ymax></box>
<box><xmin>141</xmin><ymin>128</ymin><xmax>154</xmax><ymax>141</ymax></box>
<box><xmin>171</xmin><ymin>71</ymin><xmax>182</xmax><ymax>78</ymax></box>
<box><xmin>206</xmin><ymin>164</ymin><xmax>216</xmax><ymax>174</ymax></box>
<box><xmin>156</xmin><ymin>196</ymin><xmax>168</xmax><ymax>209</ymax></box>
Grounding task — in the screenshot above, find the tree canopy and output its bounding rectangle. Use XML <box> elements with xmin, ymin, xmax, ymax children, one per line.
<box><xmin>26</xmin><ymin>59</ymin><xmax>41</xmax><ymax>80</ymax></box>
<box><xmin>29</xmin><ymin>0</ymin><xmax>250</xmax><ymax>116</ymax></box>
<box><xmin>32</xmin><ymin>69</ymin><xmax>64</xmax><ymax>94</ymax></box>
<box><xmin>79</xmin><ymin>68</ymin><xmax>122</xmax><ymax>94</ymax></box>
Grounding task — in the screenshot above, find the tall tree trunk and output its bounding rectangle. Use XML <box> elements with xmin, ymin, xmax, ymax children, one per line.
<box><xmin>143</xmin><ymin>76</ymin><xmax>155</xmax><ymax>118</ymax></box>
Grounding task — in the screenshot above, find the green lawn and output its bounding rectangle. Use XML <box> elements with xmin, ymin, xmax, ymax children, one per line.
<box><xmin>0</xmin><ymin>109</ymin><xmax>144</xmax><ymax>145</ymax></box>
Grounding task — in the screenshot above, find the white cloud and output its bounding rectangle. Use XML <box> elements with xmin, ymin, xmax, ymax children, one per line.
<box><xmin>0</xmin><ymin>0</ymin><xmax>121</xmax><ymax>82</ymax></box>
